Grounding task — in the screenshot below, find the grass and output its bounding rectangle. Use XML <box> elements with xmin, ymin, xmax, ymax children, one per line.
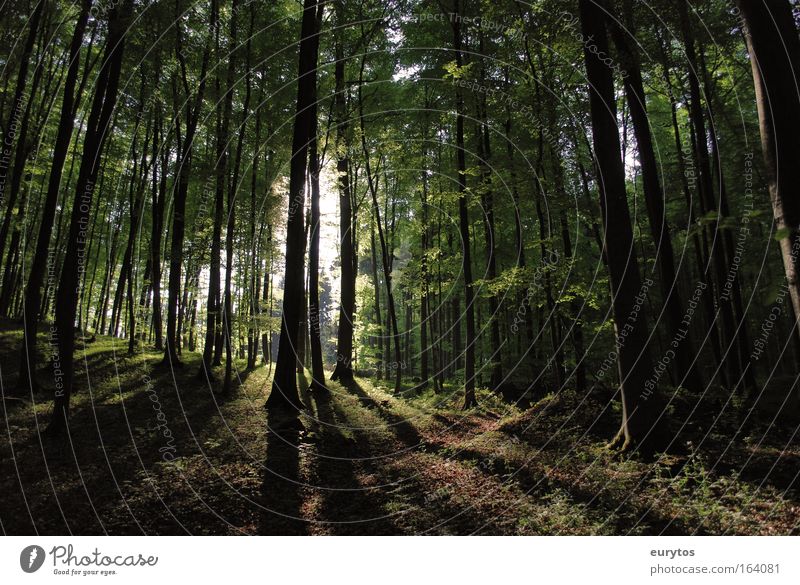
<box><xmin>1</xmin><ymin>323</ymin><xmax>798</xmax><ymax>535</ymax></box>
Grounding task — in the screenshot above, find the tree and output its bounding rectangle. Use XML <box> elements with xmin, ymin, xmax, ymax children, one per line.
<box><xmin>737</xmin><ymin>0</ymin><xmax>800</xmax><ymax>360</ymax></box>
<box><xmin>18</xmin><ymin>0</ymin><xmax>92</xmax><ymax>392</ymax></box>
<box><xmin>450</xmin><ymin>0</ymin><xmax>477</xmax><ymax>408</ymax></box>
<box><xmin>579</xmin><ymin>0</ymin><xmax>663</xmax><ymax>452</ymax></box>
<box><xmin>307</xmin><ymin>0</ymin><xmax>326</xmax><ymax>393</ymax></box>
<box><xmin>267</xmin><ymin>0</ymin><xmax>321</xmax><ymax>412</ymax></box>
<box><xmin>49</xmin><ymin>1</ymin><xmax>132</xmax><ymax>435</ymax></box>
<box><xmin>330</xmin><ymin>0</ymin><xmax>356</xmax><ymax>384</ymax></box>
<box><xmin>162</xmin><ymin>0</ymin><xmax>211</xmax><ymax>367</ymax></box>
<box><xmin>608</xmin><ymin>0</ymin><xmax>703</xmax><ymax>392</ymax></box>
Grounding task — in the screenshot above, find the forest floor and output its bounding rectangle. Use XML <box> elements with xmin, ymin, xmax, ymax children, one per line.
<box><xmin>1</xmin><ymin>323</ymin><xmax>798</xmax><ymax>535</ymax></box>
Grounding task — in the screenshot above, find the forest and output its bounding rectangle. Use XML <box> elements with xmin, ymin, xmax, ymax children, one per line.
<box><xmin>0</xmin><ymin>0</ymin><xmax>799</xmax><ymax>536</ymax></box>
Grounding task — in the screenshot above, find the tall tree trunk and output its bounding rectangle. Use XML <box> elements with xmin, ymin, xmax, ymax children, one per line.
<box><xmin>297</xmin><ymin>210</ymin><xmax>310</xmax><ymax>373</ymax></box>
<box><xmin>267</xmin><ymin>0</ymin><xmax>320</xmax><ymax>412</ymax></box>
<box><xmin>579</xmin><ymin>0</ymin><xmax>663</xmax><ymax>452</ymax></box>
<box><xmin>330</xmin><ymin>0</ymin><xmax>356</xmax><ymax>383</ymax></box>
<box><xmin>306</xmin><ymin>0</ymin><xmax>326</xmax><ymax>393</ymax></box>
<box><xmin>0</xmin><ymin>0</ymin><xmax>45</xmax><ymax>272</ymax></box>
<box><xmin>451</xmin><ymin>0</ymin><xmax>476</xmax><ymax>408</ymax></box>
<box><xmin>201</xmin><ymin>0</ymin><xmax>226</xmax><ymax>378</ymax></box>
<box><xmin>49</xmin><ymin>2</ymin><xmax>130</xmax><ymax>435</ymax></box>
<box><xmin>609</xmin><ymin>4</ymin><xmax>703</xmax><ymax>393</ymax></box>
<box><xmin>737</xmin><ymin>0</ymin><xmax>800</xmax><ymax>375</ymax></box>
<box><xmin>151</xmin><ymin>106</ymin><xmax>167</xmax><ymax>351</ymax></box>
<box><xmin>163</xmin><ymin>0</ymin><xmax>211</xmax><ymax>367</ymax></box>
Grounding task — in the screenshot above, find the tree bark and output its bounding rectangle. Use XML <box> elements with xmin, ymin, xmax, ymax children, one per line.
<box><xmin>49</xmin><ymin>2</ymin><xmax>130</xmax><ymax>435</ymax></box>
<box><xmin>17</xmin><ymin>2</ymin><xmax>91</xmax><ymax>391</ymax></box>
<box><xmin>579</xmin><ymin>0</ymin><xmax>662</xmax><ymax>452</ymax></box>
<box><xmin>737</xmin><ymin>0</ymin><xmax>800</xmax><ymax>372</ymax></box>
<box><xmin>163</xmin><ymin>0</ymin><xmax>211</xmax><ymax>367</ymax></box>
<box><xmin>609</xmin><ymin>4</ymin><xmax>703</xmax><ymax>392</ymax></box>
<box><xmin>267</xmin><ymin>0</ymin><xmax>320</xmax><ymax>412</ymax></box>
<box><xmin>451</xmin><ymin>0</ymin><xmax>476</xmax><ymax>408</ymax></box>
<box><xmin>330</xmin><ymin>0</ymin><xmax>356</xmax><ymax>383</ymax></box>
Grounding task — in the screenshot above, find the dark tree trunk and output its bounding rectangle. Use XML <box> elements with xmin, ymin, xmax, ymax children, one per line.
<box><xmin>151</xmin><ymin>107</ymin><xmax>167</xmax><ymax>351</ymax></box>
<box><xmin>18</xmin><ymin>2</ymin><xmax>91</xmax><ymax>391</ymax></box>
<box><xmin>307</xmin><ymin>0</ymin><xmax>326</xmax><ymax>393</ymax></box>
<box><xmin>201</xmin><ymin>0</ymin><xmax>227</xmax><ymax>378</ymax></box>
<box><xmin>163</xmin><ymin>0</ymin><xmax>211</xmax><ymax>367</ymax></box>
<box><xmin>267</xmin><ymin>0</ymin><xmax>320</xmax><ymax>412</ymax></box>
<box><xmin>330</xmin><ymin>1</ymin><xmax>356</xmax><ymax>384</ymax></box>
<box><xmin>297</xmin><ymin>210</ymin><xmax>310</xmax><ymax>374</ymax></box>
<box><xmin>0</xmin><ymin>0</ymin><xmax>44</xmax><ymax>273</ymax></box>
<box><xmin>608</xmin><ymin>6</ymin><xmax>703</xmax><ymax>393</ymax></box>
<box><xmin>451</xmin><ymin>0</ymin><xmax>476</xmax><ymax>408</ymax></box>
<box><xmin>49</xmin><ymin>2</ymin><xmax>130</xmax><ymax>435</ymax></box>
<box><xmin>738</xmin><ymin>0</ymin><xmax>800</xmax><ymax>374</ymax></box>
<box><xmin>579</xmin><ymin>0</ymin><xmax>663</xmax><ymax>453</ymax></box>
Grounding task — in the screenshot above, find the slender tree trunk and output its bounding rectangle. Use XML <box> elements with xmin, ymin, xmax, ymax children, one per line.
<box><xmin>262</xmin><ymin>225</ymin><xmax>272</xmax><ymax>366</ymax></box>
<box><xmin>163</xmin><ymin>0</ymin><xmax>211</xmax><ymax>367</ymax></box>
<box><xmin>451</xmin><ymin>0</ymin><xmax>476</xmax><ymax>408</ymax></box>
<box><xmin>0</xmin><ymin>0</ymin><xmax>44</xmax><ymax>271</ymax></box>
<box><xmin>201</xmin><ymin>0</ymin><xmax>226</xmax><ymax>377</ymax></box>
<box><xmin>307</xmin><ymin>0</ymin><xmax>326</xmax><ymax>392</ymax></box>
<box><xmin>609</xmin><ymin>8</ymin><xmax>703</xmax><ymax>392</ymax></box>
<box><xmin>330</xmin><ymin>1</ymin><xmax>356</xmax><ymax>383</ymax></box>
<box><xmin>267</xmin><ymin>0</ymin><xmax>320</xmax><ymax>412</ymax></box>
<box><xmin>151</xmin><ymin>106</ymin><xmax>167</xmax><ymax>351</ymax></box>
<box><xmin>369</xmin><ymin>220</ymin><xmax>383</xmax><ymax>379</ymax></box>
<box><xmin>49</xmin><ymin>2</ymin><xmax>130</xmax><ymax>435</ymax></box>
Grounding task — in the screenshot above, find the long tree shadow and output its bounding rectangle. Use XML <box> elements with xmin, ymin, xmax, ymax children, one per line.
<box><xmin>327</xmin><ymin>387</ymin><xmax>513</xmax><ymax>535</ymax></box>
<box><xmin>308</xmin><ymin>389</ymin><xmax>397</xmax><ymax>534</ymax></box>
<box><xmin>433</xmin><ymin>437</ymin><xmax>688</xmax><ymax>535</ymax></box>
<box><xmin>258</xmin><ymin>371</ymin><xmax>310</xmax><ymax>535</ymax></box>
<box><xmin>1</xmin><ymin>350</ymin><xmax>257</xmax><ymax>535</ymax></box>
<box><xmin>258</xmin><ymin>408</ymin><xmax>307</xmax><ymax>535</ymax></box>
<box><xmin>341</xmin><ymin>379</ymin><xmax>430</xmax><ymax>452</ymax></box>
